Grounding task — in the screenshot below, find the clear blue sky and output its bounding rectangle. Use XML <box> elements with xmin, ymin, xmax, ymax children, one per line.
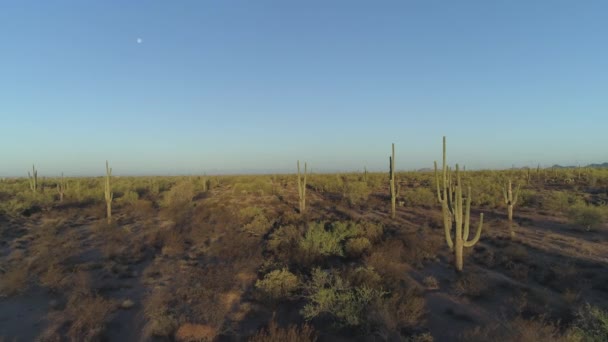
<box><xmin>1</xmin><ymin>1</ymin><xmax>607</xmax><ymax>176</ymax></box>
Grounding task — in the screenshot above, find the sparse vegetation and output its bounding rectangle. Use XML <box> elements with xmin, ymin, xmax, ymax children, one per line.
<box><xmin>1</xmin><ymin>164</ymin><xmax>608</xmax><ymax>340</ymax></box>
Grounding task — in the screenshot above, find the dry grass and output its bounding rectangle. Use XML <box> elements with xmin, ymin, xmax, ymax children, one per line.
<box><xmin>249</xmin><ymin>315</ymin><xmax>317</xmax><ymax>342</ymax></box>
<box><xmin>0</xmin><ymin>266</ymin><xmax>29</xmax><ymax>296</ymax></box>
<box><xmin>41</xmin><ymin>273</ymin><xmax>116</xmax><ymax>341</ymax></box>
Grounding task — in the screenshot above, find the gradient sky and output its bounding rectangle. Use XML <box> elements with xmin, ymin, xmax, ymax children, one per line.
<box><xmin>1</xmin><ymin>1</ymin><xmax>607</xmax><ymax>176</ymax></box>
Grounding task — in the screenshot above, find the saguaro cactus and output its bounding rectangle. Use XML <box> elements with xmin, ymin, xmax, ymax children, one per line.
<box><xmin>57</xmin><ymin>172</ymin><xmax>67</xmax><ymax>202</ymax></box>
<box><xmin>434</xmin><ymin>136</ymin><xmax>483</xmax><ymax>272</ymax></box>
<box><xmin>389</xmin><ymin>143</ymin><xmax>399</xmax><ymax>218</ymax></box>
<box><xmin>28</xmin><ymin>164</ymin><xmax>38</xmax><ymax>193</ymax></box>
<box><xmin>104</xmin><ymin>161</ymin><xmax>113</xmax><ymax>223</ymax></box>
<box><xmin>503</xmin><ymin>179</ymin><xmax>520</xmax><ymax>238</ymax></box>
<box><xmin>297</xmin><ymin>161</ymin><xmax>307</xmax><ymax>213</ymax></box>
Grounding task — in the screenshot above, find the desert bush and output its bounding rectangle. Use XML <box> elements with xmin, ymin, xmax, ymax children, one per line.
<box><xmin>143</xmin><ymin>288</ymin><xmax>178</xmax><ymax>338</ymax></box>
<box><xmin>299</xmin><ymin>222</ymin><xmax>347</xmax><ymax>263</ymax></box>
<box><xmin>542</xmin><ymin>191</ymin><xmax>583</xmax><ymax>212</ymax></box>
<box><xmin>365</xmin><ymin>240</ymin><xmax>409</xmax><ymax>286</ymax></box>
<box><xmin>308</xmin><ymin>174</ymin><xmax>344</xmax><ymax>194</ymax></box>
<box><xmin>240</xmin><ymin>206</ymin><xmax>273</xmax><ymax>236</ymax></box>
<box><xmin>132</xmin><ymin>199</ymin><xmax>156</xmax><ymax>218</ymax></box>
<box><xmin>296</xmin><ymin>221</ymin><xmax>379</xmax><ymax>264</ymax></box>
<box><xmin>344</xmin><ymin>266</ymin><xmax>383</xmax><ymax>289</ymax></box>
<box><xmin>161</xmin><ymin>181</ymin><xmax>194</xmax><ymax>209</ymax></box>
<box><xmin>358</xmin><ymin>221</ymin><xmax>384</xmax><ymax>243</ymax></box>
<box><xmin>343</xmin><ymin>181</ymin><xmax>371</xmax><ymax>206</ymax></box>
<box><xmin>301</xmin><ymin>268</ymin><xmax>387</xmax><ymax>328</ymax></box>
<box><xmin>469</xmin><ymin>177</ymin><xmax>503</xmax><ymax>209</ymax></box>
<box><xmin>42</xmin><ymin>273</ymin><xmax>116</xmax><ymax>341</ymax></box>
<box><xmin>462</xmin><ymin>316</ymin><xmax>571</xmax><ymax>342</ymax></box>
<box><xmin>567</xmin><ymin>303</ymin><xmax>608</xmax><ymax>342</ymax></box>
<box><xmin>518</xmin><ymin>189</ymin><xmax>541</xmax><ymax>208</ymax></box>
<box><xmin>255</xmin><ymin>268</ymin><xmax>299</xmax><ymax>302</ymax></box>
<box><xmin>249</xmin><ymin>316</ymin><xmax>317</xmax><ymax>342</ymax></box>
<box><xmin>369</xmin><ymin>285</ymin><xmax>426</xmax><ymax>331</ymax></box>
<box><xmin>403</xmin><ymin>187</ymin><xmax>436</xmax><ymax>208</ymax></box>
<box><xmin>232</xmin><ymin>178</ymin><xmax>274</xmax><ymax>196</ymax></box>
<box><xmin>453</xmin><ymin>272</ymin><xmax>489</xmax><ymax>298</ymax></box>
<box><xmin>567</xmin><ymin>203</ymin><xmax>606</xmax><ymax>231</ymax></box>
<box><xmin>267</xmin><ymin>225</ymin><xmax>301</xmax><ymax>259</ymax></box>
<box><xmin>117</xmin><ymin>190</ymin><xmax>139</xmax><ymax>205</ymax></box>
<box><xmin>345</xmin><ymin>237</ymin><xmax>372</xmax><ymax>257</ymax></box>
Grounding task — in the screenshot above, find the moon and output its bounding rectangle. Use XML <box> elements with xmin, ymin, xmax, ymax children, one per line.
<box><xmin>137</xmin><ymin>38</ymin><xmax>143</xmax><ymax>44</ymax></box>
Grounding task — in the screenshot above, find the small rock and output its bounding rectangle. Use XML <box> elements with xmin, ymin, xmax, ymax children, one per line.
<box><xmin>120</xmin><ymin>299</ymin><xmax>135</xmax><ymax>309</ymax></box>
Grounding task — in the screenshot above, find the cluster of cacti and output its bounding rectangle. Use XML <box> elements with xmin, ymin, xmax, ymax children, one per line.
<box><xmin>105</xmin><ymin>161</ymin><xmax>113</xmax><ymax>223</ymax></box>
<box><xmin>389</xmin><ymin>143</ymin><xmax>400</xmax><ymax>218</ymax></box>
<box><xmin>56</xmin><ymin>172</ymin><xmax>67</xmax><ymax>202</ymax></box>
<box><xmin>503</xmin><ymin>179</ymin><xmax>520</xmax><ymax>238</ymax></box>
<box><xmin>297</xmin><ymin>161</ymin><xmax>308</xmax><ymax>213</ymax></box>
<box><xmin>28</xmin><ymin>164</ymin><xmax>38</xmax><ymax>193</ymax></box>
<box><xmin>434</xmin><ymin>136</ymin><xmax>484</xmax><ymax>272</ymax></box>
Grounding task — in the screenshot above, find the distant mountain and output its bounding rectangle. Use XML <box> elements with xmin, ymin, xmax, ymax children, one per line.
<box><xmin>550</xmin><ymin>162</ymin><xmax>608</xmax><ymax>169</ymax></box>
<box><xmin>587</xmin><ymin>162</ymin><xmax>608</xmax><ymax>168</ymax></box>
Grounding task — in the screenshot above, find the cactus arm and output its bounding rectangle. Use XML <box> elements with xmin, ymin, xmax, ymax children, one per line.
<box><xmin>464</xmin><ymin>213</ymin><xmax>484</xmax><ymax>247</ymax></box>
<box><xmin>513</xmin><ymin>183</ymin><xmax>520</xmax><ymax>206</ymax></box>
<box><xmin>463</xmin><ymin>185</ymin><xmax>471</xmax><ymax>241</ymax></box>
<box><xmin>443</xmin><ymin>201</ymin><xmax>454</xmax><ymax>250</ymax></box>
<box><xmin>434</xmin><ymin>161</ymin><xmax>442</xmax><ymax>202</ymax></box>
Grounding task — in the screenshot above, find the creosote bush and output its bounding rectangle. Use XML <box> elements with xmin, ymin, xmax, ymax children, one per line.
<box><xmin>567</xmin><ymin>303</ymin><xmax>608</xmax><ymax>341</ymax></box>
<box><xmin>343</xmin><ymin>181</ymin><xmax>371</xmax><ymax>206</ymax></box>
<box><xmin>567</xmin><ymin>203</ymin><xmax>606</xmax><ymax>231</ymax></box>
<box><xmin>402</xmin><ymin>187</ymin><xmax>436</xmax><ymax>208</ymax></box>
<box><xmin>161</xmin><ymin>181</ymin><xmax>194</xmax><ymax>209</ymax></box>
<box><xmin>255</xmin><ymin>268</ymin><xmax>299</xmax><ymax>302</ymax></box>
<box><xmin>297</xmin><ymin>221</ymin><xmax>383</xmax><ymax>264</ymax></box>
<box><xmin>301</xmin><ymin>268</ymin><xmax>387</xmax><ymax>328</ymax></box>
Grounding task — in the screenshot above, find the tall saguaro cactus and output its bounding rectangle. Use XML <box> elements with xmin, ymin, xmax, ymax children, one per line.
<box><xmin>104</xmin><ymin>161</ymin><xmax>113</xmax><ymax>223</ymax></box>
<box><xmin>389</xmin><ymin>143</ymin><xmax>399</xmax><ymax>218</ymax></box>
<box><xmin>28</xmin><ymin>164</ymin><xmax>38</xmax><ymax>193</ymax></box>
<box><xmin>57</xmin><ymin>172</ymin><xmax>67</xmax><ymax>202</ymax></box>
<box><xmin>503</xmin><ymin>179</ymin><xmax>520</xmax><ymax>238</ymax></box>
<box><xmin>297</xmin><ymin>161</ymin><xmax>307</xmax><ymax>213</ymax></box>
<box><xmin>434</xmin><ymin>136</ymin><xmax>484</xmax><ymax>272</ymax></box>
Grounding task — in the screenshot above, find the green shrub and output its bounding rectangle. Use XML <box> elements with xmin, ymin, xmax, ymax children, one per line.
<box><xmin>240</xmin><ymin>206</ymin><xmax>273</xmax><ymax>236</ymax></box>
<box><xmin>118</xmin><ymin>190</ymin><xmax>139</xmax><ymax>205</ymax></box>
<box><xmin>567</xmin><ymin>303</ymin><xmax>608</xmax><ymax>341</ymax></box>
<box><xmin>297</xmin><ymin>221</ymin><xmax>371</xmax><ymax>263</ymax></box>
<box><xmin>543</xmin><ymin>191</ymin><xmax>583</xmax><ymax>212</ymax></box>
<box><xmin>255</xmin><ymin>269</ymin><xmax>299</xmax><ymax>302</ymax></box>
<box><xmin>232</xmin><ymin>179</ymin><xmax>273</xmax><ymax>196</ymax></box>
<box><xmin>567</xmin><ymin>204</ymin><xmax>606</xmax><ymax>231</ymax></box>
<box><xmin>403</xmin><ymin>187</ymin><xmax>436</xmax><ymax>208</ymax></box>
<box><xmin>343</xmin><ymin>181</ymin><xmax>371</xmax><ymax>206</ymax></box>
<box><xmin>299</xmin><ymin>222</ymin><xmax>349</xmax><ymax>262</ymax></box>
<box><xmin>301</xmin><ymin>268</ymin><xmax>386</xmax><ymax>328</ymax></box>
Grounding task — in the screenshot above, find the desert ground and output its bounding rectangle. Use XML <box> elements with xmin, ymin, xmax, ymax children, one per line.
<box><xmin>1</xmin><ymin>165</ymin><xmax>607</xmax><ymax>341</ymax></box>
